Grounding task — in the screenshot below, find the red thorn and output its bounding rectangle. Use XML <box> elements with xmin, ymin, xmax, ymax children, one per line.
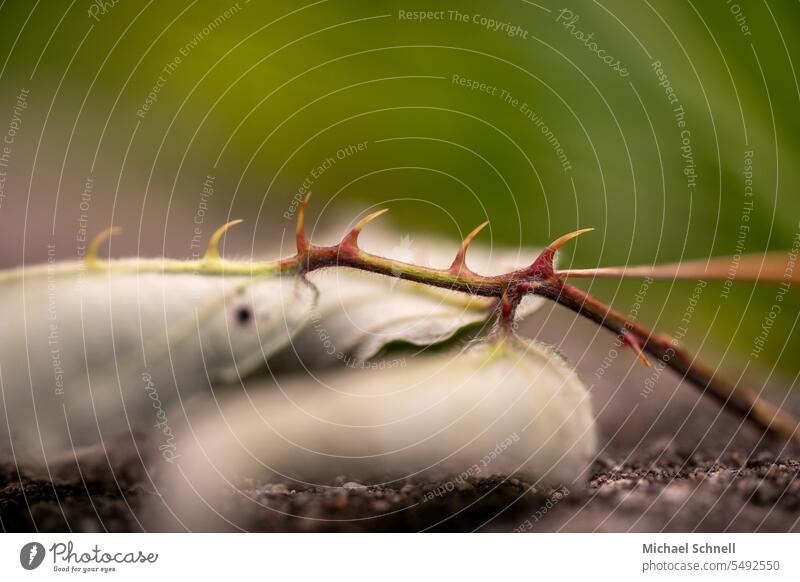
<box><xmin>450</xmin><ymin>221</ymin><xmax>489</xmax><ymax>274</ymax></box>
<box><xmin>340</xmin><ymin>208</ymin><xmax>389</xmax><ymax>250</ymax></box>
<box><xmin>296</xmin><ymin>193</ymin><xmax>311</xmax><ymax>254</ymax></box>
<box><xmin>528</xmin><ymin>227</ymin><xmax>594</xmax><ymax>279</ymax></box>
<box><xmin>620</xmin><ymin>330</ymin><xmax>651</xmax><ymax>367</ymax></box>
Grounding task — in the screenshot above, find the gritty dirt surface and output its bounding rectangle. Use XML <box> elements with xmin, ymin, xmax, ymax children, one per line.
<box><xmin>2</xmin><ymin>445</ymin><xmax>798</xmax><ymax>532</ymax></box>
<box><xmin>2</xmin><ymin>310</ymin><xmax>799</xmax><ymax>532</ymax></box>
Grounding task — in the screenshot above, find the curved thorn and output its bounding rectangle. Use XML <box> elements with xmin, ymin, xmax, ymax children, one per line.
<box><xmin>296</xmin><ymin>193</ymin><xmax>311</xmax><ymax>253</ymax></box>
<box><xmin>527</xmin><ymin>228</ymin><xmax>594</xmax><ymax>278</ymax></box>
<box><xmin>621</xmin><ymin>330</ymin><xmax>651</xmax><ymax>367</ymax></box>
<box><xmin>548</xmin><ymin>227</ymin><xmax>594</xmax><ymax>251</ymax></box>
<box><xmin>86</xmin><ymin>227</ymin><xmax>121</xmax><ymax>265</ymax></box>
<box><xmin>205</xmin><ymin>219</ymin><xmax>243</xmax><ymax>260</ymax></box>
<box><xmin>341</xmin><ymin>208</ymin><xmax>389</xmax><ymax>249</ymax></box>
<box><xmin>450</xmin><ymin>221</ymin><xmax>489</xmax><ymax>272</ymax></box>
<box><xmin>353</xmin><ymin>208</ymin><xmax>389</xmax><ymax>232</ymax></box>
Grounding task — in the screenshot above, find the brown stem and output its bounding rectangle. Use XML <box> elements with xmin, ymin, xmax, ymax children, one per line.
<box><xmin>536</xmin><ymin>279</ymin><xmax>800</xmax><ymax>445</ymax></box>
<box><xmin>286</xmin><ymin>196</ymin><xmax>800</xmax><ymax>444</ymax></box>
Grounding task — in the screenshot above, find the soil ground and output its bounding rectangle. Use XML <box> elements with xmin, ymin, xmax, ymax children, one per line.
<box><xmin>2</xmin><ymin>446</ymin><xmax>798</xmax><ymax>532</ymax></box>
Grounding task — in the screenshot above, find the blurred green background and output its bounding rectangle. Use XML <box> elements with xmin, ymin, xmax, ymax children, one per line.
<box><xmin>1</xmin><ymin>0</ymin><xmax>798</xmax><ymax>382</ymax></box>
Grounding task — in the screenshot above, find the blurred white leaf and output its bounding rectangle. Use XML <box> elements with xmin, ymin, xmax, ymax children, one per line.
<box><xmin>0</xmin><ymin>265</ymin><xmax>315</xmax><ymax>463</ymax></box>
<box><xmin>153</xmin><ymin>337</ymin><xmax>597</xmax><ymax>530</ymax></box>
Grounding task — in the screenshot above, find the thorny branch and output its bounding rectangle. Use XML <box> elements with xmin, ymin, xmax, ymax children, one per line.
<box><xmin>287</xmin><ymin>196</ymin><xmax>800</xmax><ymax>444</ymax></box>
<box><xmin>82</xmin><ymin>194</ymin><xmax>800</xmax><ymax>445</ymax></box>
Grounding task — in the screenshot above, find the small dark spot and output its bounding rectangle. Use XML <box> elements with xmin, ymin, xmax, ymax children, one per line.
<box><xmin>235</xmin><ymin>306</ymin><xmax>252</xmax><ymax>325</ymax></box>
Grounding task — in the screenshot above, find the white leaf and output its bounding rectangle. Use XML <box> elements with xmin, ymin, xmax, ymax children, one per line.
<box><xmin>153</xmin><ymin>337</ymin><xmax>597</xmax><ymax>530</ymax></box>
<box><xmin>0</xmin><ymin>264</ymin><xmax>315</xmax><ymax>462</ymax></box>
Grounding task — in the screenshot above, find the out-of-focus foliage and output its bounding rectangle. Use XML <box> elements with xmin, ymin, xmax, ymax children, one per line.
<box><xmin>1</xmin><ymin>0</ymin><xmax>798</xmax><ymax>378</ymax></box>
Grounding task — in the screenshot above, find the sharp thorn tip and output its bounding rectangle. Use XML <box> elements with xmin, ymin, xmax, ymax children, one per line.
<box><xmin>205</xmin><ymin>219</ymin><xmax>243</xmax><ymax>259</ymax></box>
<box><xmin>451</xmin><ymin>221</ymin><xmax>490</xmax><ymax>272</ymax></box>
<box><xmin>86</xmin><ymin>226</ymin><xmax>121</xmax><ymax>264</ymax></box>
<box><xmin>296</xmin><ymin>195</ymin><xmax>311</xmax><ymax>253</ymax></box>
<box><xmin>354</xmin><ymin>208</ymin><xmax>389</xmax><ymax>230</ymax></box>
<box><xmin>549</xmin><ymin>227</ymin><xmax>595</xmax><ymax>251</ymax></box>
